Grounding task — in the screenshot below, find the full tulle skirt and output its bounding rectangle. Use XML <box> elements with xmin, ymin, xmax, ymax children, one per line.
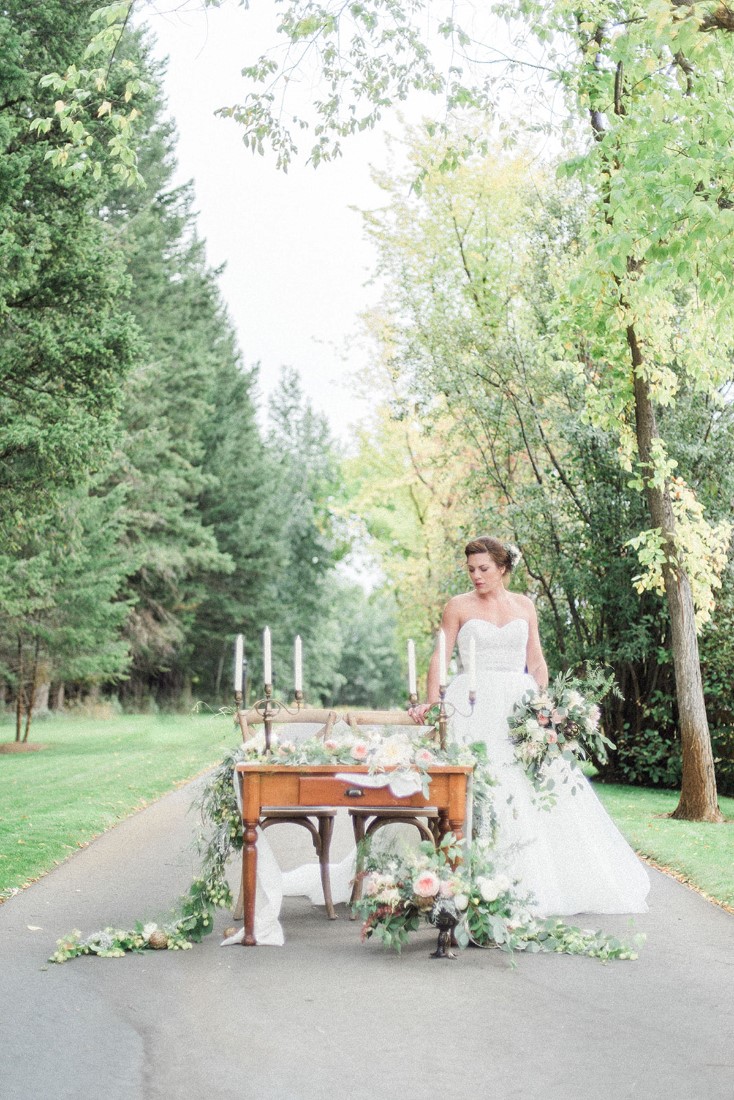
<box><xmin>446</xmin><ymin>670</ymin><xmax>650</xmax><ymax>915</ymax></box>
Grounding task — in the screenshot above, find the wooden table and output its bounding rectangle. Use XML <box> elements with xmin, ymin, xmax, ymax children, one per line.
<box><xmin>235</xmin><ymin>763</ymin><xmax>473</xmax><ymax>946</ymax></box>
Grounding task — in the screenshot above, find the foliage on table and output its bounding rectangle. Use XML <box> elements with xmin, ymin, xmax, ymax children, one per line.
<box><xmin>508</xmin><ymin>669</ymin><xmax>617</xmax><ymax>803</ymax></box>
<box><xmin>242</xmin><ymin>723</ymin><xmax>473</xmax><ymax>783</ymax></box>
<box><xmin>49</xmin><ymin>728</ymin><xmax>491</xmax><ymax>962</ymax></box>
<box><xmin>355</xmin><ymin>835</ymin><xmax>644</xmax><ymax>962</ymax></box>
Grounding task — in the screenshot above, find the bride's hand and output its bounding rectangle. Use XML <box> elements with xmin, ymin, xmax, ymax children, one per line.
<box><xmin>408</xmin><ymin>702</ymin><xmax>432</xmax><ymax>725</ymax></box>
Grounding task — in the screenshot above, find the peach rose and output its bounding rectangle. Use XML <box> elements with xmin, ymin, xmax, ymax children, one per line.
<box><xmin>351</xmin><ymin>741</ymin><xmax>369</xmax><ymax>761</ymax></box>
<box><xmin>414</xmin><ymin>871</ymin><xmax>440</xmax><ymax>898</ymax></box>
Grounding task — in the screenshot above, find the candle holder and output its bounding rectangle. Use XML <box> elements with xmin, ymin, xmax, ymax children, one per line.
<box><xmin>426</xmin><ymin>688</ymin><xmax>475</xmax><ymax>751</ymax></box>
<box><xmin>249</xmin><ymin>687</ymin><xmax>311</xmax><ymax>753</ymax></box>
<box><xmin>256</xmin><ymin>683</ymin><xmax>276</xmax><ymax>754</ymax></box>
<box><xmin>408</xmin><ymin>691</ymin><xmax>418</xmax><ymax>709</ymax></box>
<box><xmin>429</xmin><ymin>898</ymin><xmax>459</xmax><ymax>959</ymax></box>
<box><xmin>437</xmin><ymin>684</ymin><xmax>448</xmax><ymax>751</ymax></box>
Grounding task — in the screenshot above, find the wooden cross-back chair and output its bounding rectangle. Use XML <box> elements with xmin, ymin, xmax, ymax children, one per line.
<box><xmin>233</xmin><ymin>707</ymin><xmax>440</xmax><ymax>920</ymax></box>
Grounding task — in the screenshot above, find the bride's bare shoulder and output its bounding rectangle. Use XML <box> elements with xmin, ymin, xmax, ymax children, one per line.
<box><xmin>447</xmin><ymin>593</ymin><xmax>475</xmax><ymax>612</ymax></box>
<box><xmin>442</xmin><ymin>593</ymin><xmax>473</xmax><ymax>621</ymax></box>
<box><xmin>509</xmin><ymin>592</ymin><xmax>536</xmax><ymax>621</ymax></box>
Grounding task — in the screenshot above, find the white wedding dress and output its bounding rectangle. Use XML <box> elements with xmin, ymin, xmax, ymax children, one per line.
<box><xmin>446</xmin><ymin>618</ymin><xmax>650</xmax><ymax>915</ymax></box>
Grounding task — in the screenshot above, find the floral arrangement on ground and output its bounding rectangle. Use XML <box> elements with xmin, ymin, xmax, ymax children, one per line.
<box><xmin>49</xmin><ymin>725</ymin><xmax>493</xmax><ymax>962</ymax></box>
<box><xmin>508</xmin><ymin>668</ymin><xmax>618</xmax><ymax>803</ymax></box>
<box><xmin>355</xmin><ymin>834</ymin><xmax>644</xmax><ymax>961</ymax></box>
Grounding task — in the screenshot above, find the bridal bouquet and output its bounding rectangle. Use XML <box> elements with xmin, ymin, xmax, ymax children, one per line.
<box><xmin>508</xmin><ymin>668</ymin><xmax>617</xmax><ymax>799</ymax></box>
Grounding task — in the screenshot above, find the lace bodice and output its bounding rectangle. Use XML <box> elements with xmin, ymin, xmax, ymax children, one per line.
<box><xmin>456</xmin><ymin>618</ymin><xmax>528</xmax><ymax>675</ymax></box>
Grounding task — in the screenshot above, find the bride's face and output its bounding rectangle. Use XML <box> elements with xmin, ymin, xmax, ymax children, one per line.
<box><xmin>467</xmin><ymin>552</ymin><xmax>505</xmax><ymax>594</ymax></box>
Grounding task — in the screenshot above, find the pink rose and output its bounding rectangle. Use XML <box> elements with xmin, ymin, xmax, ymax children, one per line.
<box><xmin>351</xmin><ymin>741</ymin><xmax>369</xmax><ymax>761</ymax></box>
<box><xmin>538</xmin><ymin>714</ymin><xmax>550</xmax><ymax>726</ymax></box>
<box><xmin>414</xmin><ymin>748</ymin><xmax>434</xmax><ymax>766</ymax></box>
<box><xmin>324</xmin><ymin>739</ymin><xmax>339</xmax><ymax>752</ymax></box>
<box><xmin>439</xmin><ymin>880</ymin><xmax>454</xmax><ymax>898</ymax></box>
<box><xmin>414</xmin><ymin>871</ymin><xmax>440</xmax><ymax>898</ymax></box>
<box><xmin>551</xmin><ymin>709</ymin><xmax>564</xmax><ymax>725</ymax></box>
<box><xmin>546</xmin><ymin>730</ymin><xmax>558</xmax><ymax>744</ymax></box>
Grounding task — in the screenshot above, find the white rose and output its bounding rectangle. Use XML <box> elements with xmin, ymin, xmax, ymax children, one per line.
<box><xmin>376</xmin><ymin>887</ymin><xmax>401</xmax><ymax>906</ymax></box>
<box><xmin>454</xmin><ymin>893</ymin><xmax>469</xmax><ymax>911</ymax></box>
<box><xmin>477</xmin><ymin>876</ymin><xmax>500</xmax><ymax>903</ymax></box>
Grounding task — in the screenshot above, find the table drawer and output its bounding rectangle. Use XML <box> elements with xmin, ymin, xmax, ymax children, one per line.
<box><xmin>298</xmin><ymin>777</ymin><xmax>429</xmax><ymax>807</ymax></box>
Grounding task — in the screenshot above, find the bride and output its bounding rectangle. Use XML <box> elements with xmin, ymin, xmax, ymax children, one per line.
<box><xmin>409</xmin><ymin>535</ymin><xmax>650</xmax><ymax>916</ymax></box>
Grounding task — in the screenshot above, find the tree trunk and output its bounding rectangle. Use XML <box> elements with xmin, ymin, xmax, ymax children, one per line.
<box><xmin>22</xmin><ymin>638</ymin><xmax>41</xmax><ymax>743</ymax></box>
<box><xmin>33</xmin><ymin>680</ymin><xmax>50</xmax><ymax>715</ymax></box>
<box><xmin>15</xmin><ymin>635</ymin><xmax>23</xmax><ymax>743</ymax></box>
<box><xmin>52</xmin><ymin>682</ymin><xmax>65</xmax><ymax>711</ymax></box>
<box><xmin>629</xmin><ymin>327</ymin><xmax>723</xmax><ymax>821</ymax></box>
<box><xmin>214</xmin><ymin>649</ymin><xmax>225</xmax><ymax>702</ymax></box>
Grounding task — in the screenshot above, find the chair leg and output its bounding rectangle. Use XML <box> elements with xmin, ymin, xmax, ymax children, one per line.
<box><xmin>365</xmin><ymin>816</ymin><xmax>435</xmax><ymax>843</ymax></box>
<box><xmin>349</xmin><ymin>814</ymin><xmax>367</xmax><ymax>918</ymax></box>
<box><xmin>318</xmin><ymin>815</ymin><xmax>337</xmax><ymax>920</ymax></box>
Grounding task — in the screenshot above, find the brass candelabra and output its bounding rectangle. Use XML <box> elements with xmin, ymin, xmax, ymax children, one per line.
<box><xmin>235</xmin><ymin>683</ymin><xmax>307</xmax><ymax>753</ymax></box>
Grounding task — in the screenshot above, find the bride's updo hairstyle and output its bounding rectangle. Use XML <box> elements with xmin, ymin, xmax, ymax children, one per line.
<box><xmin>464</xmin><ymin>535</ymin><xmax>521</xmax><ymax>574</ymax></box>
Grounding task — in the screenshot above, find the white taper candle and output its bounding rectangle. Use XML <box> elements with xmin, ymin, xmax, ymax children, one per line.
<box><xmin>407</xmin><ymin>639</ymin><xmax>417</xmax><ymax>696</ymax></box>
<box><xmin>438</xmin><ymin>629</ymin><xmax>447</xmax><ymax>687</ymax></box>
<box><xmin>294</xmin><ymin>635</ymin><xmax>303</xmax><ymax>692</ymax></box>
<box><xmin>263</xmin><ymin>626</ymin><xmax>272</xmax><ymax>686</ymax></box>
<box><xmin>234</xmin><ymin>634</ymin><xmax>244</xmax><ymax>693</ymax></box>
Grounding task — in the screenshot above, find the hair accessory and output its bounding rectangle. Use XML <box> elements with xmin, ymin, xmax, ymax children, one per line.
<box><xmin>505</xmin><ymin>543</ymin><xmax>522</xmax><ymax>569</ymax></box>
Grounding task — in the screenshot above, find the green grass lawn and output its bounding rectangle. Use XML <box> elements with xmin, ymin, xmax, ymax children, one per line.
<box><xmin>594</xmin><ymin>782</ymin><xmax>734</xmax><ymax>909</ymax></box>
<box><xmin>0</xmin><ymin>712</ymin><xmax>239</xmax><ymax>896</ymax></box>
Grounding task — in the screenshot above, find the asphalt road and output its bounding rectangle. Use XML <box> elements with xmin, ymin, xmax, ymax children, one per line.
<box><xmin>1</xmin><ymin>776</ymin><xmax>733</xmax><ymax>1100</ymax></box>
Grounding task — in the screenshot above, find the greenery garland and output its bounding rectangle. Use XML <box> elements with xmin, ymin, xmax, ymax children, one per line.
<box><xmin>49</xmin><ymin>726</ymin><xmax>642</xmax><ymax>964</ymax></box>
<box><xmin>49</xmin><ymin>727</ymin><xmax>487</xmax><ymax>962</ymax></box>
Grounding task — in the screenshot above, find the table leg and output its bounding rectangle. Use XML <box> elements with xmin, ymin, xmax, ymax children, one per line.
<box><xmin>242</xmin><ymin>818</ymin><xmax>258</xmax><ymax>946</ymax></box>
<box><xmin>318</xmin><ymin>815</ymin><xmax>337</xmax><ymax>920</ymax></box>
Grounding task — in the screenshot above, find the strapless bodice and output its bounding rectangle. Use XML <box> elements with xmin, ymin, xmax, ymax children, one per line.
<box><xmin>456</xmin><ymin>618</ymin><xmax>528</xmax><ymax>674</ymax></box>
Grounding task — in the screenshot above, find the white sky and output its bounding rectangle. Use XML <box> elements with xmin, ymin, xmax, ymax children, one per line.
<box><xmin>142</xmin><ymin>1</ymin><xmax>393</xmax><ymax>441</ymax></box>
<box><xmin>140</xmin><ymin>3</ymin><xmax>558</xmax><ymax>445</ymax></box>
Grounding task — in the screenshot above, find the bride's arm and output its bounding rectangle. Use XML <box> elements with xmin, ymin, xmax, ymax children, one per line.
<box><xmin>525</xmin><ymin>602</ymin><xmax>549</xmax><ymax>688</ymax></box>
